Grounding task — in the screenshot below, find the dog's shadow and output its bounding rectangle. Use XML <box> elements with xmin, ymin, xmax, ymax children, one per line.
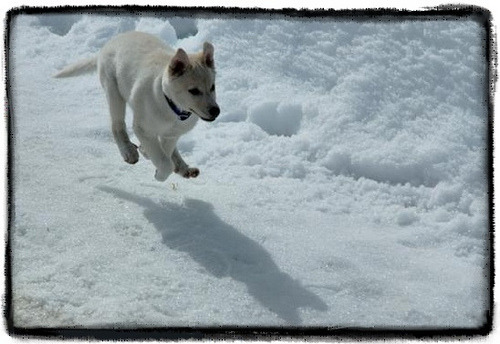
<box><xmin>98</xmin><ymin>186</ymin><xmax>328</xmax><ymax>324</ymax></box>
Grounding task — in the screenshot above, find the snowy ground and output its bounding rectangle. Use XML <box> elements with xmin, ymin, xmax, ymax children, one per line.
<box><xmin>8</xmin><ymin>11</ymin><xmax>490</xmax><ymax>329</ymax></box>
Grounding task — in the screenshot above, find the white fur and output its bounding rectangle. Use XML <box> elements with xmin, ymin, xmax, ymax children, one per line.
<box><xmin>55</xmin><ymin>31</ymin><xmax>219</xmax><ymax>181</ymax></box>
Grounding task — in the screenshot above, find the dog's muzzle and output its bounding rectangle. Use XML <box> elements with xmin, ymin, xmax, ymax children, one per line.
<box><xmin>197</xmin><ymin>105</ymin><xmax>220</xmax><ymax>122</ymax></box>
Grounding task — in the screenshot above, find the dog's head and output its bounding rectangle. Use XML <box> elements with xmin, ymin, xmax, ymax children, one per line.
<box><xmin>163</xmin><ymin>42</ymin><xmax>220</xmax><ymax>122</ymax></box>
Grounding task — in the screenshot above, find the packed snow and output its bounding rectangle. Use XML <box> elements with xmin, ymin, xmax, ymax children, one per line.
<box><xmin>9</xmin><ymin>11</ymin><xmax>490</xmax><ymax>329</ymax></box>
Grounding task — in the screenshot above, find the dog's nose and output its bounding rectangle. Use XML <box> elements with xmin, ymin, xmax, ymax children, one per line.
<box><xmin>209</xmin><ymin>106</ymin><xmax>220</xmax><ymax>118</ymax></box>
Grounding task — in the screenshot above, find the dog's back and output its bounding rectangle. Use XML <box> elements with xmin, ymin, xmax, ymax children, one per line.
<box><xmin>98</xmin><ymin>32</ymin><xmax>174</xmax><ymax>102</ymax></box>
<box><xmin>54</xmin><ymin>32</ymin><xmax>174</xmax><ymax>83</ymax></box>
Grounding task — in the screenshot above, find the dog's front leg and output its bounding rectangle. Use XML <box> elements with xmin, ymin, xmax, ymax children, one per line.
<box><xmin>159</xmin><ymin>137</ymin><xmax>198</xmax><ymax>179</ymax></box>
<box><xmin>134</xmin><ymin>126</ymin><xmax>173</xmax><ymax>181</ymax></box>
<box><xmin>171</xmin><ymin>148</ymin><xmax>199</xmax><ymax>179</ymax></box>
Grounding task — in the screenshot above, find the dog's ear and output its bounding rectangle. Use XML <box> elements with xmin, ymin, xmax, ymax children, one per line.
<box><xmin>169</xmin><ymin>48</ymin><xmax>190</xmax><ymax>77</ymax></box>
<box><xmin>203</xmin><ymin>42</ymin><xmax>215</xmax><ymax>69</ymax></box>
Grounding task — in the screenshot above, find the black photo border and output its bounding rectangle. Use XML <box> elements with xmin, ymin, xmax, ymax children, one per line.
<box><xmin>3</xmin><ymin>4</ymin><xmax>495</xmax><ymax>341</ymax></box>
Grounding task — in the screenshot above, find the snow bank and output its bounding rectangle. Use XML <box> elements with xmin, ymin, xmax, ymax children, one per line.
<box><xmin>9</xmin><ymin>12</ymin><xmax>489</xmax><ymax>329</ymax></box>
<box><xmin>248</xmin><ymin>101</ymin><xmax>303</xmax><ymax>136</ymax></box>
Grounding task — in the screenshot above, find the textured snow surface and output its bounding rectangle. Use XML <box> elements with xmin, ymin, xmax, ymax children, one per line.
<box><xmin>9</xmin><ymin>13</ymin><xmax>490</xmax><ymax>328</ymax></box>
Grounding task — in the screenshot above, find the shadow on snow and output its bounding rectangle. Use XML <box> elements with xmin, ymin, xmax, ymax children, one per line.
<box><xmin>98</xmin><ymin>186</ymin><xmax>328</xmax><ymax>324</ymax></box>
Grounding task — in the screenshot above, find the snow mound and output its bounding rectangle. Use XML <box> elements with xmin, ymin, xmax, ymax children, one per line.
<box><xmin>168</xmin><ymin>17</ymin><xmax>198</xmax><ymax>39</ymax></box>
<box><xmin>35</xmin><ymin>14</ymin><xmax>80</xmax><ymax>36</ymax></box>
<box><xmin>136</xmin><ymin>17</ymin><xmax>177</xmax><ymax>45</ymax></box>
<box><xmin>248</xmin><ymin>101</ymin><xmax>303</xmax><ymax>136</ymax></box>
<box><xmin>397</xmin><ymin>209</ymin><xmax>419</xmax><ymax>226</ymax></box>
<box><xmin>66</xmin><ymin>15</ymin><xmax>137</xmax><ymax>51</ymax></box>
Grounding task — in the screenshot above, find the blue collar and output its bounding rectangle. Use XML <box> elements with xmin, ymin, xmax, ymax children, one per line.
<box><xmin>164</xmin><ymin>94</ymin><xmax>192</xmax><ymax>121</ymax></box>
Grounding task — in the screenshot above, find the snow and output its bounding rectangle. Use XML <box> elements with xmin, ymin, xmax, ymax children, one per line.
<box><xmin>248</xmin><ymin>102</ymin><xmax>303</xmax><ymax>136</ymax></box>
<box><xmin>9</xmin><ymin>12</ymin><xmax>490</xmax><ymax>329</ymax></box>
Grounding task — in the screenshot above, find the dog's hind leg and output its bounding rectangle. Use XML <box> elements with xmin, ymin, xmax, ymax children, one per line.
<box><xmin>103</xmin><ymin>82</ymin><xmax>139</xmax><ymax>164</ymax></box>
<box><xmin>134</xmin><ymin>125</ymin><xmax>173</xmax><ymax>181</ymax></box>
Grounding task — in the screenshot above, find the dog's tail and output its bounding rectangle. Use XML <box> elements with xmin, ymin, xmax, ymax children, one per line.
<box><xmin>53</xmin><ymin>56</ymin><xmax>98</xmax><ymax>78</ymax></box>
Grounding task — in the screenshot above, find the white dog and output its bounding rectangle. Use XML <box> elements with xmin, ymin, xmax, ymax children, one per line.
<box><xmin>55</xmin><ymin>31</ymin><xmax>220</xmax><ymax>181</ymax></box>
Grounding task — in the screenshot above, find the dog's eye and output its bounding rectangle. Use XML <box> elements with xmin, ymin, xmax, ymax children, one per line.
<box><xmin>189</xmin><ymin>88</ymin><xmax>202</xmax><ymax>96</ymax></box>
<box><xmin>210</xmin><ymin>84</ymin><xmax>215</xmax><ymax>92</ymax></box>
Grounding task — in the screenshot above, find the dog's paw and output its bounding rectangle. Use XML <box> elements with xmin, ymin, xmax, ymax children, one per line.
<box><xmin>183</xmin><ymin>167</ymin><xmax>200</xmax><ymax>179</ymax></box>
<box><xmin>155</xmin><ymin>169</ymin><xmax>170</xmax><ymax>182</ymax></box>
<box><xmin>121</xmin><ymin>143</ymin><xmax>139</xmax><ymax>164</ymax></box>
